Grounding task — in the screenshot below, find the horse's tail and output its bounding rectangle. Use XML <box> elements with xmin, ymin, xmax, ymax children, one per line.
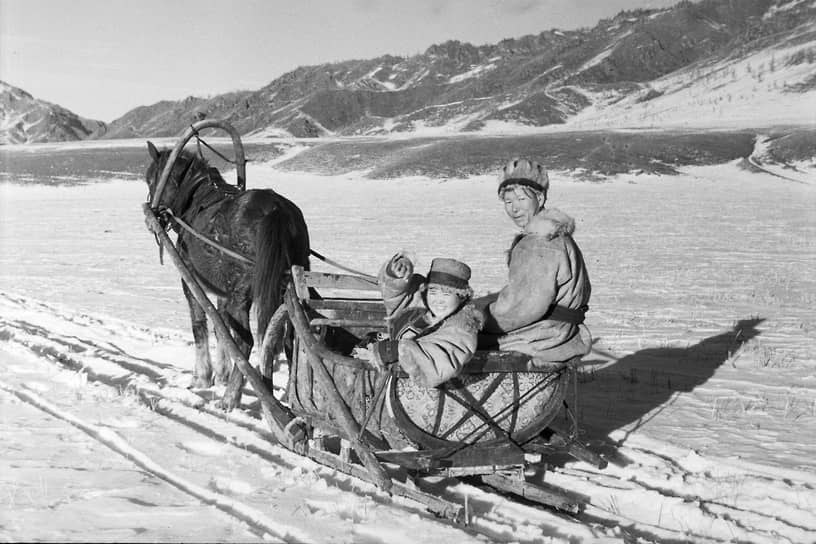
<box><xmin>253</xmin><ymin>200</ymin><xmax>310</xmax><ymax>355</ymax></box>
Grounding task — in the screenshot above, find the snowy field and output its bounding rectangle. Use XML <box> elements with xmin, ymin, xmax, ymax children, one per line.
<box><xmin>1</xmin><ymin>147</ymin><xmax>815</xmax><ymax>542</ymax></box>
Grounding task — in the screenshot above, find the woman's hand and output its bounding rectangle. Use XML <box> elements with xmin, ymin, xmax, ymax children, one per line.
<box><xmin>386</xmin><ymin>252</ymin><xmax>413</xmax><ymax>280</ymax></box>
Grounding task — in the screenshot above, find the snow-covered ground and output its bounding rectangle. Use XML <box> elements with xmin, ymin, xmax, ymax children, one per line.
<box><xmin>1</xmin><ymin>152</ymin><xmax>815</xmax><ymax>542</ymax></box>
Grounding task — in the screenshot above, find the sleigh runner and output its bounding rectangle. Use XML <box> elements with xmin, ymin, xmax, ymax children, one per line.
<box><xmin>143</xmin><ymin>119</ymin><xmax>605</xmax><ymax>522</ymax></box>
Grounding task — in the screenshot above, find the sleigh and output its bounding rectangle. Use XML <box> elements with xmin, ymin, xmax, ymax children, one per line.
<box><xmin>143</xmin><ymin>119</ymin><xmax>605</xmax><ymax>523</ymax></box>
<box><xmin>280</xmin><ymin>265</ymin><xmax>606</xmax><ymax>517</ymax></box>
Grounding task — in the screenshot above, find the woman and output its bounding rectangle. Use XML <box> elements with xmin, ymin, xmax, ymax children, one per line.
<box><xmin>479</xmin><ymin>157</ymin><xmax>592</xmax><ymax>364</ymax></box>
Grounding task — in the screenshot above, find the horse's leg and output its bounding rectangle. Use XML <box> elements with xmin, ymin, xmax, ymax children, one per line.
<box><xmin>182</xmin><ymin>281</ymin><xmax>213</xmax><ymax>389</ymax></box>
<box><xmin>257</xmin><ymin>302</ymin><xmax>289</xmax><ymax>393</ymax></box>
<box><xmin>219</xmin><ymin>296</ymin><xmax>252</xmax><ymax>411</ymax></box>
<box><xmin>212</xmin><ymin>297</ymin><xmax>231</xmax><ymax>385</ymax></box>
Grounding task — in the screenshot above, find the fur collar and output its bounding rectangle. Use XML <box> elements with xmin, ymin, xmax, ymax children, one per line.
<box><xmin>441</xmin><ymin>302</ymin><xmax>485</xmax><ymax>333</ymax></box>
<box><xmin>524</xmin><ymin>207</ymin><xmax>575</xmax><ymax>240</ymax></box>
<box><xmin>507</xmin><ymin>208</ymin><xmax>576</xmax><ymax>263</ymax></box>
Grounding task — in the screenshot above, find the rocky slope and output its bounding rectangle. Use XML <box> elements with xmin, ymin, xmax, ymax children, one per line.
<box><xmin>2</xmin><ymin>0</ymin><xmax>814</xmax><ymax>143</ymax></box>
<box><xmin>0</xmin><ymin>81</ymin><xmax>105</xmax><ymax>144</ymax></box>
<box><xmin>97</xmin><ymin>0</ymin><xmax>814</xmax><ymax>138</ymax></box>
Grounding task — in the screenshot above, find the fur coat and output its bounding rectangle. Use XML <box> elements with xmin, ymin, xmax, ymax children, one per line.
<box><xmin>482</xmin><ymin>207</ymin><xmax>592</xmax><ymax>363</ymax></box>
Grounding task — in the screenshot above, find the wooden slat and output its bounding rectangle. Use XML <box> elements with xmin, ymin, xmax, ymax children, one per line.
<box><xmin>292</xmin><ymin>265</ymin><xmax>310</xmax><ymax>300</ymax></box>
<box><xmin>376</xmin><ymin>442</ymin><xmax>525</xmax><ymax>471</ymax></box>
<box><xmin>309</xmin><ymin>318</ymin><xmax>387</xmax><ymax>328</ymax></box>
<box><xmin>308</xmin><ymin>308</ymin><xmax>386</xmax><ymax>321</ymax></box>
<box><xmin>303</xmin><ymin>270</ymin><xmax>380</xmax><ymax>292</ymax></box>
<box><xmin>308</xmin><ymin>301</ymin><xmax>387</xmax><ymax>321</ymax></box>
<box><xmin>308</xmin><ymin>299</ymin><xmax>385</xmax><ymax>311</ymax></box>
<box><xmin>479</xmin><ymin>473</ymin><xmax>587</xmax><ymax>513</ymax></box>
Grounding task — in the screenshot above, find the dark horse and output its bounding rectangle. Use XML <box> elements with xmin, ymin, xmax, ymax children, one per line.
<box><xmin>145</xmin><ymin>141</ymin><xmax>310</xmax><ymax>410</ymax></box>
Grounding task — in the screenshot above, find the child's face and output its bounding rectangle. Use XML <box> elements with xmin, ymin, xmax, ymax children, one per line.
<box><xmin>426</xmin><ymin>285</ymin><xmax>462</xmax><ymax>319</ymax></box>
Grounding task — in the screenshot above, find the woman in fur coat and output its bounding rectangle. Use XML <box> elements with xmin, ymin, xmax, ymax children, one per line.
<box><xmin>358</xmin><ymin>253</ymin><xmax>485</xmax><ymax>387</ymax></box>
<box><xmin>478</xmin><ymin>157</ymin><xmax>592</xmax><ymax>364</ymax></box>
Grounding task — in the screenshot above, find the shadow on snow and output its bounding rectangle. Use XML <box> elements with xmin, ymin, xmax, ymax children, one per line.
<box><xmin>574</xmin><ymin>317</ymin><xmax>765</xmax><ymax>467</ymax></box>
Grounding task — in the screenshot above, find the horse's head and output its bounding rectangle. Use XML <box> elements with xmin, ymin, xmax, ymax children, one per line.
<box><xmin>145</xmin><ymin>141</ymin><xmax>179</xmax><ymax>209</ymax></box>
<box><xmin>146</xmin><ymin>141</ymin><xmax>210</xmax><ymax>211</ymax></box>
<box><xmin>146</xmin><ymin>141</ymin><xmax>233</xmax><ymax>214</ymax></box>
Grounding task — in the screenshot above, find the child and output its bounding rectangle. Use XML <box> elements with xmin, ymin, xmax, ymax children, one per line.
<box><xmin>356</xmin><ymin>253</ymin><xmax>485</xmax><ymax>387</ymax></box>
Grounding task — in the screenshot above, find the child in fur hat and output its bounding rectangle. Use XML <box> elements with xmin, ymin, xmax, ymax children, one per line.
<box><xmin>356</xmin><ymin>253</ymin><xmax>485</xmax><ymax>387</ymax></box>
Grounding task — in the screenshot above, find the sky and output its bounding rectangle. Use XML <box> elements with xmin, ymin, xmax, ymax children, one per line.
<box><xmin>1</xmin><ymin>0</ymin><xmax>679</xmax><ymax>122</ymax></box>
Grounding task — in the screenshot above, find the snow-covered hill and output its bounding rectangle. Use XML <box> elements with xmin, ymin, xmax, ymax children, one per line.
<box><xmin>0</xmin><ymin>81</ymin><xmax>104</xmax><ymax>145</ymax></box>
<box><xmin>4</xmin><ymin>0</ymin><xmax>814</xmax><ymax>144</ymax></box>
<box><xmin>99</xmin><ymin>0</ymin><xmax>816</xmax><ymax>138</ymax></box>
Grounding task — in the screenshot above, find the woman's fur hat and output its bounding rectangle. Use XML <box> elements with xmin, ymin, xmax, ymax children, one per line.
<box><xmin>497</xmin><ymin>157</ymin><xmax>549</xmax><ymax>198</ymax></box>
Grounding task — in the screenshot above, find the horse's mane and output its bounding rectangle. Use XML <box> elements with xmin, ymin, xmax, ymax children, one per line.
<box><xmin>161</xmin><ymin>149</ymin><xmax>239</xmax><ymax>214</ymax></box>
<box><xmin>176</xmin><ymin>149</ymin><xmax>215</xmax><ymax>176</ymax></box>
<box><xmin>176</xmin><ymin>148</ymin><xmax>209</xmax><ymax>165</ymax></box>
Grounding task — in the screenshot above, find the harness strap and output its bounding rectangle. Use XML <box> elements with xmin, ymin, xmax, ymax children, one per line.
<box><xmin>162</xmin><ymin>209</ymin><xmax>254</xmax><ymax>265</ymax></box>
<box><xmin>191</xmin><ymin>125</ymin><xmax>243</xmax><ymax>166</ymax></box>
<box><xmin>308</xmin><ymin>249</ymin><xmax>378</xmax><ymax>282</ymax></box>
<box><xmin>159</xmin><ymin>209</ymin><xmax>377</xmax><ymax>281</ymax></box>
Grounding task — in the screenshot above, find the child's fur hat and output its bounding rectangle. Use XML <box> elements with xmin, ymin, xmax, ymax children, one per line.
<box><xmin>426</xmin><ymin>258</ymin><xmax>472</xmax><ymax>299</ymax></box>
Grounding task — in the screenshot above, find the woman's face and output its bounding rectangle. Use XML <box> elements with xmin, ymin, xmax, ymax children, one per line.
<box><xmin>426</xmin><ymin>285</ymin><xmax>462</xmax><ymax>320</ymax></box>
<box><xmin>502</xmin><ymin>186</ymin><xmax>542</xmax><ymax>230</ymax></box>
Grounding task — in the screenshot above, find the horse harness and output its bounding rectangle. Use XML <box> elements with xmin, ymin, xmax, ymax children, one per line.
<box><xmin>152</xmin><ymin>156</ymin><xmax>251</xmax><ymax>266</ymax></box>
<box><xmin>151</xmin><ymin>158</ymin><xmax>376</xmax><ymax>280</ymax></box>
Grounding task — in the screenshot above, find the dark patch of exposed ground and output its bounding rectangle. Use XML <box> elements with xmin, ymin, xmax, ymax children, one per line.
<box><xmin>0</xmin><ymin>141</ymin><xmax>299</xmax><ymax>185</ymax></box>
<box><xmin>3</xmin><ymin>127</ymin><xmax>813</xmax><ymax>185</ymax></box>
<box><xmin>274</xmin><ymin>129</ymin><xmax>787</xmax><ymax>181</ymax></box>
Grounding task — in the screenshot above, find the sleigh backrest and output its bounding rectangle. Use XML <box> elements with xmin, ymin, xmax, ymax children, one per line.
<box><xmin>290</xmin><ymin>265</ymin><xmax>388</xmax><ymax>334</ymax></box>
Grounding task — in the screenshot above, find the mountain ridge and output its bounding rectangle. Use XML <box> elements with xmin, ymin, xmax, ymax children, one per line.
<box><xmin>2</xmin><ymin>0</ymin><xmax>814</xmax><ymax>144</ymax></box>
<box><xmin>0</xmin><ymin>81</ymin><xmax>105</xmax><ymax>145</ymax></box>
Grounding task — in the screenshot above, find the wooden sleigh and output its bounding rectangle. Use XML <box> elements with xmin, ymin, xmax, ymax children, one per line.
<box><xmin>143</xmin><ymin>119</ymin><xmax>605</xmax><ymax>522</ymax></box>
<box><xmin>282</xmin><ymin>265</ymin><xmax>607</xmax><ymax>516</ymax></box>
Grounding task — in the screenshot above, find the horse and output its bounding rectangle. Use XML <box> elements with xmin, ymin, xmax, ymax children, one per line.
<box><xmin>145</xmin><ymin>141</ymin><xmax>310</xmax><ymax>410</ymax></box>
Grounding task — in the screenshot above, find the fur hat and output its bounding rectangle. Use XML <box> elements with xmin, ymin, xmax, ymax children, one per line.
<box><xmin>497</xmin><ymin>157</ymin><xmax>549</xmax><ymax>197</ymax></box>
<box><xmin>427</xmin><ymin>258</ymin><xmax>471</xmax><ymax>295</ymax></box>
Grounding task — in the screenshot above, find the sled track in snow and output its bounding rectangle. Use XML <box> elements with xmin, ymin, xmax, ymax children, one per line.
<box><xmin>0</xmin><ymin>380</ymin><xmax>306</xmax><ymax>543</ymax></box>
<box><xmin>2</xmin><ymin>293</ymin><xmax>815</xmax><ymax>543</ymax></box>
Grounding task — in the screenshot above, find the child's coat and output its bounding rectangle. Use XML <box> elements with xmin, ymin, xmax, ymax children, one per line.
<box><xmin>377</xmin><ymin>263</ymin><xmax>484</xmax><ymax>387</ymax></box>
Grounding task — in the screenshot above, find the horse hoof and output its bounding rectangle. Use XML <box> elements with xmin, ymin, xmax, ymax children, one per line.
<box><xmin>189</xmin><ymin>376</ymin><xmax>213</xmax><ymax>390</ymax></box>
<box><xmin>218</xmin><ymin>393</ymin><xmax>241</xmax><ymax>412</ymax></box>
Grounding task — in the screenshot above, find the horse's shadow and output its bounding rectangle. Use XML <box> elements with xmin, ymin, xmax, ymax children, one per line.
<box><xmin>571</xmin><ymin>317</ymin><xmax>765</xmax><ymax>466</ymax></box>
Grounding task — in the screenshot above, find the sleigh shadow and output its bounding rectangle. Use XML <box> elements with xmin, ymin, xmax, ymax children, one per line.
<box><xmin>565</xmin><ymin>317</ymin><xmax>765</xmax><ymax>467</ymax></box>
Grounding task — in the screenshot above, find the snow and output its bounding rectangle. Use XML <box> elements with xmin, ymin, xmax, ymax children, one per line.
<box><xmin>448</xmin><ymin>63</ymin><xmax>497</xmax><ymax>84</ymax></box>
<box><xmin>362</xmin><ymin>66</ymin><xmax>397</xmax><ymax>91</ymax></box>
<box><xmin>764</xmin><ymin>0</ymin><xmax>810</xmax><ymax>19</ymax></box>
<box><xmin>1</xmin><ymin>150</ymin><xmax>816</xmax><ymax>542</ymax></box>
<box><xmin>566</xmin><ymin>25</ymin><xmax>816</xmax><ymax>130</ymax></box>
<box><xmin>577</xmin><ymin>32</ymin><xmax>632</xmax><ymax>73</ymax></box>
